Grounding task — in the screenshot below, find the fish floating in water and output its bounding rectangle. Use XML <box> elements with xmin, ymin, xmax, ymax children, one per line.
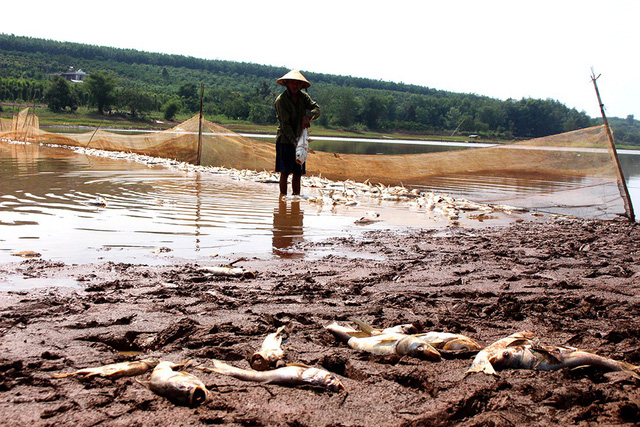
<box><xmin>466</xmin><ymin>331</ymin><xmax>639</xmax><ymax>378</ymax></box>
<box><xmin>325</xmin><ymin>321</ymin><xmax>441</xmax><ymax>361</ymax></box>
<box><xmin>53</xmin><ymin>359</ymin><xmax>158</xmax><ymax>379</ymax></box>
<box><xmin>250</xmin><ymin>325</ymin><xmax>287</xmax><ymax>371</ymax></box>
<box><xmin>11</xmin><ymin>250</ymin><xmax>41</xmax><ymax>258</ymax></box>
<box><xmin>467</xmin><ymin>212</ymin><xmax>498</xmax><ymax>222</ymax></box>
<box><xmin>141</xmin><ymin>360</ymin><xmax>212</xmax><ymax>407</ymax></box>
<box><xmin>198</xmin><ymin>360</ymin><xmax>345</xmax><ymax>392</ymax></box>
<box><xmin>353</xmin><ymin>217</ymin><xmax>380</xmax><ymax>225</ymax></box>
<box><xmin>85</xmin><ymin>197</ymin><xmax>107</xmax><ymax>208</ymax></box>
<box><xmin>354</xmin><ymin>211</ymin><xmax>381</xmax><ymax>226</ymax></box>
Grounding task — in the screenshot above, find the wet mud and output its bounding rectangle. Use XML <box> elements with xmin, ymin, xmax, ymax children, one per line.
<box><xmin>0</xmin><ymin>218</ymin><xmax>639</xmax><ymax>426</ymax></box>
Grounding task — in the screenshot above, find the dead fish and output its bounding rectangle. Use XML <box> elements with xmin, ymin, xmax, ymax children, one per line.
<box><xmin>350</xmin><ymin>318</ymin><xmax>419</xmax><ymax>336</ymax></box>
<box><xmin>489</xmin><ymin>343</ymin><xmax>640</xmax><ymax>378</ymax></box>
<box><xmin>354</xmin><ymin>211</ymin><xmax>381</xmax><ymax>225</ymax></box>
<box><xmin>325</xmin><ymin>322</ymin><xmax>440</xmax><ymax>361</ymax></box>
<box><xmin>349</xmin><ymin>319</ymin><xmax>479</xmax><ymax>353</ymax></box>
<box><xmin>151</xmin><ymin>247</ymin><xmax>172</xmax><ymax>254</ymax></box>
<box><xmin>202</xmin><ymin>266</ymin><xmax>256</xmax><ymax>279</ymax></box>
<box><xmin>491</xmin><ymin>204</ymin><xmax>529</xmax><ymax>215</ymax></box>
<box><xmin>466</xmin><ymin>331</ymin><xmax>536</xmax><ymax>376</ymax></box>
<box><xmin>53</xmin><ymin>359</ymin><xmax>158</xmax><ymax>379</ymax></box>
<box><xmin>467</xmin><ymin>213</ymin><xmax>498</xmax><ymax>222</ymax></box>
<box><xmin>11</xmin><ymin>250</ymin><xmax>41</xmax><ymax>258</ymax></box>
<box><xmin>415</xmin><ymin>332</ymin><xmax>483</xmax><ymax>352</ymax></box>
<box><xmin>347</xmin><ymin>333</ymin><xmax>441</xmax><ymax>361</ymax></box>
<box><xmin>354</xmin><ymin>217</ymin><xmax>380</xmax><ymax>225</ymax></box>
<box><xmin>250</xmin><ymin>325</ymin><xmax>287</xmax><ymax>371</ymax></box>
<box><xmin>324</xmin><ymin>322</ymin><xmax>371</xmax><ymax>342</ymax></box>
<box><xmin>198</xmin><ymin>360</ymin><xmax>345</xmax><ymax>392</ymax></box>
<box><xmin>86</xmin><ymin>197</ymin><xmax>107</xmax><ymax>207</ymax></box>
<box><xmin>141</xmin><ymin>360</ymin><xmax>212</xmax><ymax>407</ymax></box>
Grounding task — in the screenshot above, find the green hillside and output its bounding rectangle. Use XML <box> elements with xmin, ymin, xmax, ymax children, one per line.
<box><xmin>1</xmin><ymin>33</ymin><xmax>638</xmax><ymax>144</ymax></box>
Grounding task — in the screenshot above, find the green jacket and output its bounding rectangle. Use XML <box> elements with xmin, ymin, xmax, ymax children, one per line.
<box><xmin>275</xmin><ymin>89</ymin><xmax>321</xmax><ymax>146</ymax></box>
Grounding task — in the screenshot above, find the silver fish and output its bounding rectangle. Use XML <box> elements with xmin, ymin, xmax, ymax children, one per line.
<box><xmin>324</xmin><ymin>322</ymin><xmax>369</xmax><ymax>341</ymax></box>
<box><xmin>466</xmin><ymin>331</ymin><xmax>536</xmax><ymax>376</ymax></box>
<box><xmin>145</xmin><ymin>361</ymin><xmax>212</xmax><ymax>407</ymax></box>
<box><xmin>53</xmin><ymin>359</ymin><xmax>158</xmax><ymax>379</ymax></box>
<box><xmin>415</xmin><ymin>332</ymin><xmax>483</xmax><ymax>352</ymax></box>
<box><xmin>349</xmin><ymin>319</ymin><xmax>479</xmax><ymax>352</ymax></box>
<box><xmin>250</xmin><ymin>325</ymin><xmax>287</xmax><ymax>371</ymax></box>
<box><xmin>325</xmin><ymin>322</ymin><xmax>440</xmax><ymax>361</ymax></box>
<box><xmin>347</xmin><ymin>333</ymin><xmax>441</xmax><ymax>361</ymax></box>
<box><xmin>354</xmin><ymin>217</ymin><xmax>380</xmax><ymax>225</ymax></box>
<box><xmin>202</xmin><ymin>266</ymin><xmax>256</xmax><ymax>279</ymax></box>
<box><xmin>199</xmin><ymin>360</ymin><xmax>345</xmax><ymax>392</ymax></box>
<box><xmin>350</xmin><ymin>318</ymin><xmax>419</xmax><ymax>336</ymax></box>
<box><xmin>489</xmin><ymin>344</ymin><xmax>640</xmax><ymax>378</ymax></box>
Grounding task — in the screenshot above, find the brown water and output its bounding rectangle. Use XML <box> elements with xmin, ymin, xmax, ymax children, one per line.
<box><xmin>2</xmin><ymin>139</ymin><xmax>638</xmax><ymax>265</ymax></box>
<box><xmin>0</xmin><ymin>141</ymin><xmax>458</xmax><ymax>264</ymax></box>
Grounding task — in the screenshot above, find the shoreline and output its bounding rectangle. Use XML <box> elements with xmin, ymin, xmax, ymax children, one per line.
<box><xmin>1</xmin><ymin>217</ymin><xmax>639</xmax><ymax>425</ymax></box>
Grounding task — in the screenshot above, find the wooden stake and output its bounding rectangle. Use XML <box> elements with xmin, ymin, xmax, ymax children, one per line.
<box><xmin>590</xmin><ymin>68</ymin><xmax>635</xmax><ymax>222</ymax></box>
<box><xmin>85</xmin><ymin>122</ymin><xmax>103</xmax><ymax>148</ymax></box>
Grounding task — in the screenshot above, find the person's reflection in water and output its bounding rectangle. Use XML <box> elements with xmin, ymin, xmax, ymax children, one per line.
<box><xmin>272</xmin><ymin>199</ymin><xmax>304</xmax><ymax>258</ymax></box>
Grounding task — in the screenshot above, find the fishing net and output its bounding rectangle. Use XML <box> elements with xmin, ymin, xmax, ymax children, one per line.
<box><xmin>0</xmin><ymin>108</ymin><xmax>632</xmax><ymax>220</ymax></box>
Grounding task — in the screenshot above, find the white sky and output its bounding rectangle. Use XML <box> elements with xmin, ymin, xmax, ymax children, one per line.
<box><xmin>2</xmin><ymin>0</ymin><xmax>638</xmax><ymax>119</ymax></box>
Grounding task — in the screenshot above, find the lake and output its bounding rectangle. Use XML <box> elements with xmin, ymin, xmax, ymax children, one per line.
<box><xmin>1</xmin><ymin>135</ymin><xmax>638</xmax><ymax>265</ymax></box>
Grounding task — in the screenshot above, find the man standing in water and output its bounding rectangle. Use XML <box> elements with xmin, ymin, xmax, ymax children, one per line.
<box><xmin>274</xmin><ymin>70</ymin><xmax>321</xmax><ymax>197</ymax></box>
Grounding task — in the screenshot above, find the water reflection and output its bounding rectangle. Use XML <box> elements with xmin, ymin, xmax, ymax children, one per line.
<box><xmin>272</xmin><ymin>199</ymin><xmax>304</xmax><ymax>258</ymax></box>
<box><xmin>1</xmin><ymin>140</ymin><xmax>393</xmax><ymax>263</ymax></box>
<box><xmin>2</xmin><ymin>138</ymin><xmax>639</xmax><ymax>264</ymax></box>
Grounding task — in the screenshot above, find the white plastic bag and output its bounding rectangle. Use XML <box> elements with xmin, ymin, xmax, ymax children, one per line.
<box><xmin>295</xmin><ymin>128</ymin><xmax>309</xmax><ymax>165</ymax></box>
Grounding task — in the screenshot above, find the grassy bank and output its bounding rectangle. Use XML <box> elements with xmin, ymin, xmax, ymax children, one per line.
<box><xmin>5</xmin><ymin>104</ymin><xmax>640</xmax><ymax>149</ymax></box>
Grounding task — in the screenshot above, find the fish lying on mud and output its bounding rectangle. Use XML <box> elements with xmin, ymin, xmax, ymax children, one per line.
<box><xmin>466</xmin><ymin>331</ymin><xmax>639</xmax><ymax>378</ymax></box>
<box><xmin>325</xmin><ymin>322</ymin><xmax>441</xmax><ymax>361</ymax></box>
<box><xmin>466</xmin><ymin>331</ymin><xmax>536</xmax><ymax>376</ymax></box>
<box><xmin>250</xmin><ymin>325</ymin><xmax>287</xmax><ymax>371</ymax></box>
<box><xmin>350</xmin><ymin>318</ymin><xmax>480</xmax><ymax>353</ymax></box>
<box><xmin>53</xmin><ymin>359</ymin><xmax>158</xmax><ymax>379</ymax></box>
<box><xmin>202</xmin><ymin>265</ymin><xmax>256</xmax><ymax>279</ymax></box>
<box><xmin>141</xmin><ymin>361</ymin><xmax>212</xmax><ymax>407</ymax></box>
<box><xmin>490</xmin><ymin>343</ymin><xmax>640</xmax><ymax>378</ymax></box>
<box><xmin>323</xmin><ymin>322</ymin><xmax>369</xmax><ymax>340</ymax></box>
<box><xmin>415</xmin><ymin>332</ymin><xmax>483</xmax><ymax>352</ymax></box>
<box><xmin>350</xmin><ymin>318</ymin><xmax>419</xmax><ymax>336</ymax></box>
<box><xmin>199</xmin><ymin>360</ymin><xmax>345</xmax><ymax>392</ymax></box>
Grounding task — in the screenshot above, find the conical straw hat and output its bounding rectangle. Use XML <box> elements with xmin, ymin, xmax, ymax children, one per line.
<box><xmin>277</xmin><ymin>70</ymin><xmax>311</xmax><ymax>88</ymax></box>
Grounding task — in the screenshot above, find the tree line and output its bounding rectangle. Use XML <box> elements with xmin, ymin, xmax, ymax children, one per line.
<box><xmin>0</xmin><ymin>33</ymin><xmax>638</xmax><ymax>144</ymax></box>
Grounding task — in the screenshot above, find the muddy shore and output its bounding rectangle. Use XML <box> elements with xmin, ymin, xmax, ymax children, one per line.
<box><xmin>0</xmin><ymin>217</ymin><xmax>639</xmax><ymax>426</ymax></box>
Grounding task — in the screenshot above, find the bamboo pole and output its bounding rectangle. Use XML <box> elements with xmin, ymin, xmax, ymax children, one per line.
<box><xmin>590</xmin><ymin>69</ymin><xmax>635</xmax><ymax>222</ymax></box>
<box><xmin>85</xmin><ymin>122</ymin><xmax>103</xmax><ymax>148</ymax></box>
<box><xmin>196</xmin><ymin>83</ymin><xmax>205</xmax><ymax>166</ymax></box>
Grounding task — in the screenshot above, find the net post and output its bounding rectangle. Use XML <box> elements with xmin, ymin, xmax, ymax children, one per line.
<box><xmin>196</xmin><ymin>83</ymin><xmax>205</xmax><ymax>166</ymax></box>
<box><xmin>590</xmin><ymin>69</ymin><xmax>635</xmax><ymax>222</ymax></box>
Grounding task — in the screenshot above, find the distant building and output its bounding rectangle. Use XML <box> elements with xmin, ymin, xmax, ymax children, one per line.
<box><xmin>60</xmin><ymin>67</ymin><xmax>89</xmax><ymax>83</ymax></box>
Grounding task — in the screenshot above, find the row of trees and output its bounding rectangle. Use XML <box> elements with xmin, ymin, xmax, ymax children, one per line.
<box><xmin>38</xmin><ymin>73</ymin><xmax>166</xmax><ymax>118</ymax></box>
<box><xmin>1</xmin><ymin>33</ymin><xmax>638</xmax><ymax>143</ymax></box>
<box><xmin>17</xmin><ymin>72</ymin><xmax>595</xmax><ymax>139</ymax></box>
